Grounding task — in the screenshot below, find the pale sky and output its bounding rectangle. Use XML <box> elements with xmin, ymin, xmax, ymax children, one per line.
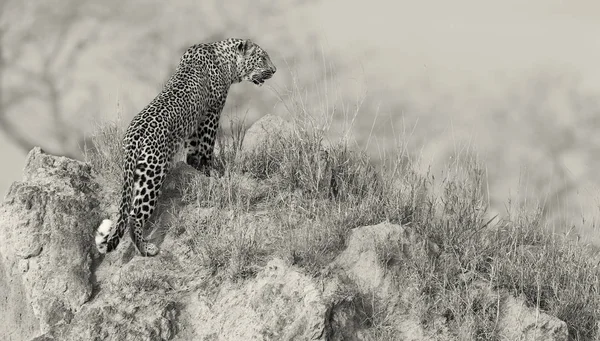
<box><xmin>2</xmin><ymin>0</ymin><xmax>600</xmax><ymax>206</ymax></box>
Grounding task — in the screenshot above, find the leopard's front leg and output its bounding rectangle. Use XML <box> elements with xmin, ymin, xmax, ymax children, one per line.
<box><xmin>185</xmin><ymin>107</ymin><xmax>223</xmax><ymax>175</ymax></box>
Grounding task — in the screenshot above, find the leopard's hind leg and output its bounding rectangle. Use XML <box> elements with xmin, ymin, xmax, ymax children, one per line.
<box><xmin>129</xmin><ymin>151</ymin><xmax>169</xmax><ymax>256</ymax></box>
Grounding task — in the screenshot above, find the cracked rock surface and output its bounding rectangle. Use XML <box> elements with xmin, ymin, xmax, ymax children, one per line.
<box><xmin>0</xmin><ymin>147</ymin><xmax>99</xmax><ymax>340</ymax></box>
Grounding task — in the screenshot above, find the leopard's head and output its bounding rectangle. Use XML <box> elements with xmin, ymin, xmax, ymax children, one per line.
<box><xmin>235</xmin><ymin>39</ymin><xmax>276</xmax><ymax>86</ymax></box>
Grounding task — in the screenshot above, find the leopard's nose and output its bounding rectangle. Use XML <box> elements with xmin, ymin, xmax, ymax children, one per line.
<box><xmin>272</xmin><ymin>65</ymin><xmax>277</xmax><ymax>74</ymax></box>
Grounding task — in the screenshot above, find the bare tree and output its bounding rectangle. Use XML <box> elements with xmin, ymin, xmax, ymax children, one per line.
<box><xmin>0</xmin><ymin>0</ymin><xmax>122</xmax><ymax>158</ymax></box>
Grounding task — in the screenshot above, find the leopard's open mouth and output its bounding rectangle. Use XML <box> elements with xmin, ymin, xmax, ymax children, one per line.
<box><xmin>251</xmin><ymin>71</ymin><xmax>274</xmax><ymax>86</ymax></box>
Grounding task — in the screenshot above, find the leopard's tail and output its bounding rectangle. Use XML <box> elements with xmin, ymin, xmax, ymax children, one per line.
<box><xmin>95</xmin><ymin>152</ymin><xmax>137</xmax><ymax>254</ymax></box>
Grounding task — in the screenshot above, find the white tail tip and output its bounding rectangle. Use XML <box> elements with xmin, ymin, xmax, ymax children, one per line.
<box><xmin>95</xmin><ymin>219</ymin><xmax>113</xmax><ymax>253</ymax></box>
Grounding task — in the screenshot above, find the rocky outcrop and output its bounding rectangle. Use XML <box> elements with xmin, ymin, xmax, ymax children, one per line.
<box><xmin>0</xmin><ymin>117</ymin><xmax>572</xmax><ymax>341</ymax></box>
<box><xmin>241</xmin><ymin>114</ymin><xmax>295</xmax><ymax>153</ymax></box>
<box><xmin>183</xmin><ymin>258</ymin><xmax>327</xmax><ymax>340</ymax></box>
<box><xmin>0</xmin><ymin>147</ymin><xmax>101</xmax><ymax>341</ymax></box>
<box><xmin>499</xmin><ymin>296</ymin><xmax>568</xmax><ymax>341</ymax></box>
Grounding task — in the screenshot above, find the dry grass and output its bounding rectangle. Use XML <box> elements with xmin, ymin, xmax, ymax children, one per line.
<box><xmin>83</xmin><ymin>70</ymin><xmax>600</xmax><ymax>340</ymax></box>
<box><xmin>83</xmin><ymin>115</ymin><xmax>126</xmax><ymax>189</ymax></box>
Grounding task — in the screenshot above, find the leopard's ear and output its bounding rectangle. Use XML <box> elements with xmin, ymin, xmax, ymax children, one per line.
<box><xmin>237</xmin><ymin>39</ymin><xmax>253</xmax><ymax>55</ymax></box>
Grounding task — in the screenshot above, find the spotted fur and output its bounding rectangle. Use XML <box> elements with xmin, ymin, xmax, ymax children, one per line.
<box><xmin>95</xmin><ymin>38</ymin><xmax>276</xmax><ymax>256</ymax></box>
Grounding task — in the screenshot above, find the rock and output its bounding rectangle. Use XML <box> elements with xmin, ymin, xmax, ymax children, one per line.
<box><xmin>184</xmin><ymin>258</ymin><xmax>329</xmax><ymax>340</ymax></box>
<box><xmin>330</xmin><ymin>221</ymin><xmax>439</xmax><ymax>300</ymax></box>
<box><xmin>30</xmin><ymin>334</ymin><xmax>55</xmax><ymax>341</ymax></box>
<box><xmin>0</xmin><ymin>147</ymin><xmax>101</xmax><ymax>338</ymax></box>
<box><xmin>241</xmin><ymin>114</ymin><xmax>295</xmax><ymax>153</ymax></box>
<box><xmin>58</xmin><ymin>294</ymin><xmax>181</xmax><ymax>341</ymax></box>
<box><xmin>498</xmin><ymin>295</ymin><xmax>568</xmax><ymax>341</ymax></box>
<box><xmin>327</xmin><ymin>222</ymin><xmax>451</xmax><ymax>341</ymax></box>
<box><xmin>0</xmin><ymin>255</ymin><xmax>39</xmax><ymax>341</ymax></box>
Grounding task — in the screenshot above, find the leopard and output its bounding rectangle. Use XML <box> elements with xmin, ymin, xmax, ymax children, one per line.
<box><xmin>95</xmin><ymin>38</ymin><xmax>276</xmax><ymax>257</ymax></box>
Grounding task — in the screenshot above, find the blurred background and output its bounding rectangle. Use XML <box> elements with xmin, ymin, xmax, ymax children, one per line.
<box><xmin>1</xmin><ymin>0</ymin><xmax>600</xmax><ymax>243</ymax></box>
